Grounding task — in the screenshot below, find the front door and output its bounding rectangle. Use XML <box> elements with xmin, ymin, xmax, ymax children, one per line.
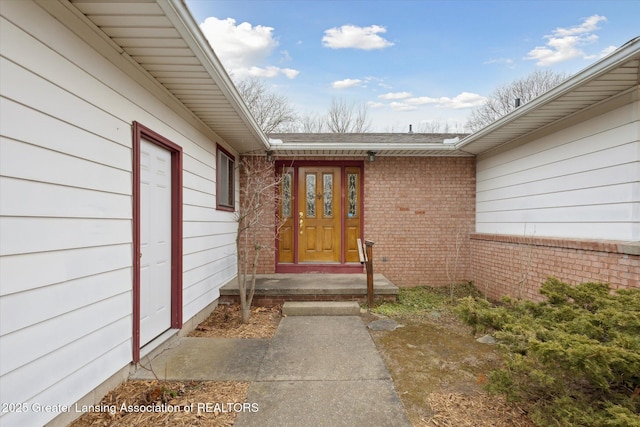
<box><xmin>298</xmin><ymin>167</ymin><xmax>341</xmax><ymax>262</ymax></box>
<box><xmin>277</xmin><ymin>162</ymin><xmax>363</xmax><ymax>271</ymax></box>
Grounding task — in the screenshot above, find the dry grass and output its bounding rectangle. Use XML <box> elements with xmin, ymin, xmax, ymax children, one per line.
<box><xmin>368</xmin><ymin>285</ymin><xmax>536</xmax><ymax>427</ymax></box>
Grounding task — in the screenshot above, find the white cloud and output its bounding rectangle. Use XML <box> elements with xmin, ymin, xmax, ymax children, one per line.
<box><xmin>379</xmin><ymin>91</ymin><xmax>412</xmax><ymax>100</ymax></box>
<box><xmin>525</xmin><ymin>15</ymin><xmax>610</xmax><ymax>66</ymax></box>
<box><xmin>280</xmin><ymin>50</ymin><xmax>292</xmax><ymax>62</ymax></box>
<box><xmin>281</xmin><ymin>68</ymin><xmax>300</xmax><ymax>79</ymax></box>
<box><xmin>332</xmin><ymin>78</ymin><xmax>363</xmax><ymax>89</ymax></box>
<box><xmin>322</xmin><ymin>25</ymin><xmax>394</xmax><ymax>50</ymax></box>
<box><xmin>247</xmin><ymin>66</ymin><xmax>300</xmax><ymax>79</ymax></box>
<box><xmin>396</xmin><ymin>92</ymin><xmax>486</xmax><ymax>109</ymax></box>
<box><xmin>199</xmin><ymin>16</ymin><xmax>299</xmax><ymax>79</ymax></box>
<box><xmin>367</xmin><ymin>101</ymin><xmax>386</xmax><ymax>108</ymax></box>
<box><xmin>553</xmin><ymin>14</ymin><xmax>606</xmax><ymax>37</ymax></box>
<box><xmin>598</xmin><ymin>45</ymin><xmax>618</xmax><ymax>58</ymax></box>
<box><xmin>200</xmin><ymin>17</ymin><xmax>275</xmax><ymax>67</ymax></box>
<box><xmin>389</xmin><ymin>102</ymin><xmax>417</xmax><ymax>112</ymax></box>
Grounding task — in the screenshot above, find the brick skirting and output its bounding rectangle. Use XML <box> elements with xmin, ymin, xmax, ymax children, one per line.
<box><xmin>470</xmin><ymin>233</ymin><xmax>640</xmax><ymax>301</ymax></box>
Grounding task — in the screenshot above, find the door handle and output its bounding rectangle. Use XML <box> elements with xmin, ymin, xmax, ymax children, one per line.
<box><xmin>299</xmin><ymin>212</ymin><xmax>304</xmax><ymax>234</ymax></box>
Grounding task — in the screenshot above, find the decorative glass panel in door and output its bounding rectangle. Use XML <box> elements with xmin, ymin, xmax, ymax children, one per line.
<box><xmin>278</xmin><ymin>169</ymin><xmax>294</xmax><ymax>263</ymax></box>
<box><xmin>344</xmin><ymin>167</ymin><xmax>361</xmax><ymax>262</ymax></box>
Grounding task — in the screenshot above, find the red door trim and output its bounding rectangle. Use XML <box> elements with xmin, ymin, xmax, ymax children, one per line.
<box><xmin>132</xmin><ymin>122</ymin><xmax>183</xmax><ymax>363</ymax></box>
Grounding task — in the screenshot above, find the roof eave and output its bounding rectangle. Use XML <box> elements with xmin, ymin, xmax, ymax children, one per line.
<box><xmin>272</xmin><ymin>142</ymin><xmax>459</xmax><ymax>151</ymax></box>
<box><xmin>268</xmin><ymin>142</ymin><xmax>473</xmax><ymax>157</ymax></box>
<box><xmin>456</xmin><ymin>36</ymin><xmax>640</xmax><ymax>154</ymax></box>
<box><xmin>159</xmin><ymin>0</ymin><xmax>270</xmax><ymax>152</ymax></box>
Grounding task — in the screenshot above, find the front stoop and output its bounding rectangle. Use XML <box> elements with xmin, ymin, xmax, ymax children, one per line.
<box><xmin>220</xmin><ymin>273</ymin><xmax>399</xmax><ymax>306</ymax></box>
<box><xmin>282</xmin><ymin>301</ymin><xmax>360</xmax><ymax>316</ymax></box>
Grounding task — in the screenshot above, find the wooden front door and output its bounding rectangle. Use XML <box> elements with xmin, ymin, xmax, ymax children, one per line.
<box><xmin>276</xmin><ymin>162</ymin><xmax>363</xmax><ymax>271</ymax></box>
<box><xmin>298</xmin><ymin>167</ymin><xmax>341</xmax><ymax>262</ymax></box>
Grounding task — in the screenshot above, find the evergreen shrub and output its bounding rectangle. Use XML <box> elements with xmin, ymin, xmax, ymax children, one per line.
<box><xmin>455</xmin><ymin>278</ymin><xmax>640</xmax><ymax>426</ymax></box>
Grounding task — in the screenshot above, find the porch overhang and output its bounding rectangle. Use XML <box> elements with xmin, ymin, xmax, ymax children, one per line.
<box><xmin>266</xmin><ymin>133</ymin><xmax>474</xmax><ymax>157</ymax></box>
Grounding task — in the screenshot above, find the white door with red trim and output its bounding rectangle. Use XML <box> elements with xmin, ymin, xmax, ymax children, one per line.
<box><xmin>139</xmin><ymin>138</ymin><xmax>172</xmax><ymax>346</ymax></box>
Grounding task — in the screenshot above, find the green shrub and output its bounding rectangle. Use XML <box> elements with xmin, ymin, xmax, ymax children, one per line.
<box><xmin>455</xmin><ymin>278</ymin><xmax>640</xmax><ymax>427</ymax></box>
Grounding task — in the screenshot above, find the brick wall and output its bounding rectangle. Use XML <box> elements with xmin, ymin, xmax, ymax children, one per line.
<box><xmin>240</xmin><ymin>156</ymin><xmax>640</xmax><ymax>299</ymax></box>
<box><xmin>471</xmin><ymin>233</ymin><xmax>640</xmax><ymax>301</ymax></box>
<box><xmin>364</xmin><ymin>156</ymin><xmax>476</xmax><ymax>287</ymax></box>
<box><xmin>244</xmin><ymin>155</ymin><xmax>476</xmax><ymax>286</ymax></box>
<box><xmin>238</xmin><ymin>156</ymin><xmax>278</xmax><ymax>275</ymax></box>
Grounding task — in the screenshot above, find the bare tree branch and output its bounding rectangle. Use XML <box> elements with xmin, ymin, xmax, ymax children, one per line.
<box><xmin>466</xmin><ymin>69</ymin><xmax>569</xmax><ymax>132</ymax></box>
<box><xmin>325</xmin><ymin>97</ymin><xmax>372</xmax><ymax>133</ymax></box>
<box><xmin>235</xmin><ymin>157</ymin><xmax>285</xmax><ymax>323</ymax></box>
<box><xmin>236</xmin><ymin>77</ymin><xmax>296</xmax><ymax>133</ymax></box>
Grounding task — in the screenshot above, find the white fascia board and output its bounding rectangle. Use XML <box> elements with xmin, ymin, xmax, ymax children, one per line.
<box><xmin>160</xmin><ymin>0</ymin><xmax>271</xmax><ymax>151</ymax></box>
<box><xmin>271</xmin><ymin>142</ymin><xmax>459</xmax><ymax>151</ymax></box>
<box><xmin>456</xmin><ymin>36</ymin><xmax>640</xmax><ymax>152</ymax></box>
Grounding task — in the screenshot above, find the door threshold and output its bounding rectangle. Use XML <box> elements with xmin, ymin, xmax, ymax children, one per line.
<box><xmin>276</xmin><ymin>264</ymin><xmax>364</xmax><ymax>274</ymax></box>
<box><xmin>139</xmin><ymin>329</ymin><xmax>179</xmax><ymax>360</ymax></box>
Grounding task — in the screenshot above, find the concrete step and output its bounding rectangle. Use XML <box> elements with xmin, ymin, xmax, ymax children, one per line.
<box><xmin>282</xmin><ymin>301</ymin><xmax>361</xmax><ymax>316</ymax></box>
<box><xmin>220</xmin><ymin>274</ymin><xmax>399</xmax><ymax>307</ymax></box>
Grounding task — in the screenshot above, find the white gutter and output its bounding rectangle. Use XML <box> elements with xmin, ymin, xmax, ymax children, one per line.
<box><xmin>455</xmin><ymin>36</ymin><xmax>640</xmax><ymax>152</ymax></box>
<box><xmin>273</xmin><ymin>142</ymin><xmax>461</xmax><ymax>151</ymax></box>
<box><xmin>159</xmin><ymin>0</ymin><xmax>271</xmax><ymax>151</ymax></box>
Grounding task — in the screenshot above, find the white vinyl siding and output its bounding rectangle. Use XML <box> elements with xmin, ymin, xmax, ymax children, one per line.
<box><xmin>476</xmin><ymin>97</ymin><xmax>640</xmax><ymax>241</ymax></box>
<box><xmin>0</xmin><ymin>1</ymin><xmax>238</xmax><ymax>426</ymax></box>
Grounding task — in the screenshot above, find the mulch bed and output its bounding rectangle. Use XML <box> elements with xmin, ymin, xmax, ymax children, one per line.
<box><xmin>188</xmin><ymin>303</ymin><xmax>281</xmax><ymax>339</ymax></box>
<box><xmin>68</xmin><ymin>380</ymin><xmax>250</xmax><ymax>427</ymax></box>
<box><xmin>424</xmin><ymin>392</ymin><xmax>534</xmax><ymax>427</ymax></box>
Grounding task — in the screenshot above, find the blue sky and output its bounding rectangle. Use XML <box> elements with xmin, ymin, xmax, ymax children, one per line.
<box><xmin>185</xmin><ymin>0</ymin><xmax>639</xmax><ymax>132</ymax></box>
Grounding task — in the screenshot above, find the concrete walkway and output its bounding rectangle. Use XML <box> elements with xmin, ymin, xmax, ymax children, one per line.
<box><xmin>132</xmin><ymin>316</ymin><xmax>410</xmax><ymax>426</ymax></box>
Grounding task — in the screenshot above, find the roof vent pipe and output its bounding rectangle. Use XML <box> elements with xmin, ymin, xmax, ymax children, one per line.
<box><xmin>515</xmin><ymin>98</ymin><xmax>521</xmax><ymax>108</ymax></box>
<box><xmin>408</xmin><ymin>124</ymin><xmax>413</xmax><ymax>134</ymax></box>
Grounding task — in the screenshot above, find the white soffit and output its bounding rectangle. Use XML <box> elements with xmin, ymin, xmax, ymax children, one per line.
<box><xmin>69</xmin><ymin>0</ymin><xmax>269</xmax><ymax>153</ymax></box>
<box><xmin>266</xmin><ymin>133</ymin><xmax>474</xmax><ymax>157</ymax></box>
<box><xmin>457</xmin><ymin>36</ymin><xmax>640</xmax><ymax>155</ymax></box>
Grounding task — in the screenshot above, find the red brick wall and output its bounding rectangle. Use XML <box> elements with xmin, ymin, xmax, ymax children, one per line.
<box><xmin>364</xmin><ymin>156</ymin><xmax>476</xmax><ymax>287</ymax></box>
<box><xmin>471</xmin><ymin>233</ymin><xmax>640</xmax><ymax>301</ymax></box>
<box><xmin>238</xmin><ymin>156</ymin><xmax>278</xmax><ymax>275</ymax></box>
<box><xmin>245</xmin><ymin>155</ymin><xmax>477</xmax><ymax>286</ymax></box>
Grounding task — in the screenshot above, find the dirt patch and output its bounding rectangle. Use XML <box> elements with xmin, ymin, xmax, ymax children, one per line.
<box><xmin>366</xmin><ymin>310</ymin><xmax>535</xmax><ymax>427</ymax></box>
<box><xmin>188</xmin><ymin>303</ymin><xmax>281</xmax><ymax>339</ymax></box>
<box><xmin>70</xmin><ymin>304</ymin><xmax>280</xmax><ymax>427</ymax></box>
